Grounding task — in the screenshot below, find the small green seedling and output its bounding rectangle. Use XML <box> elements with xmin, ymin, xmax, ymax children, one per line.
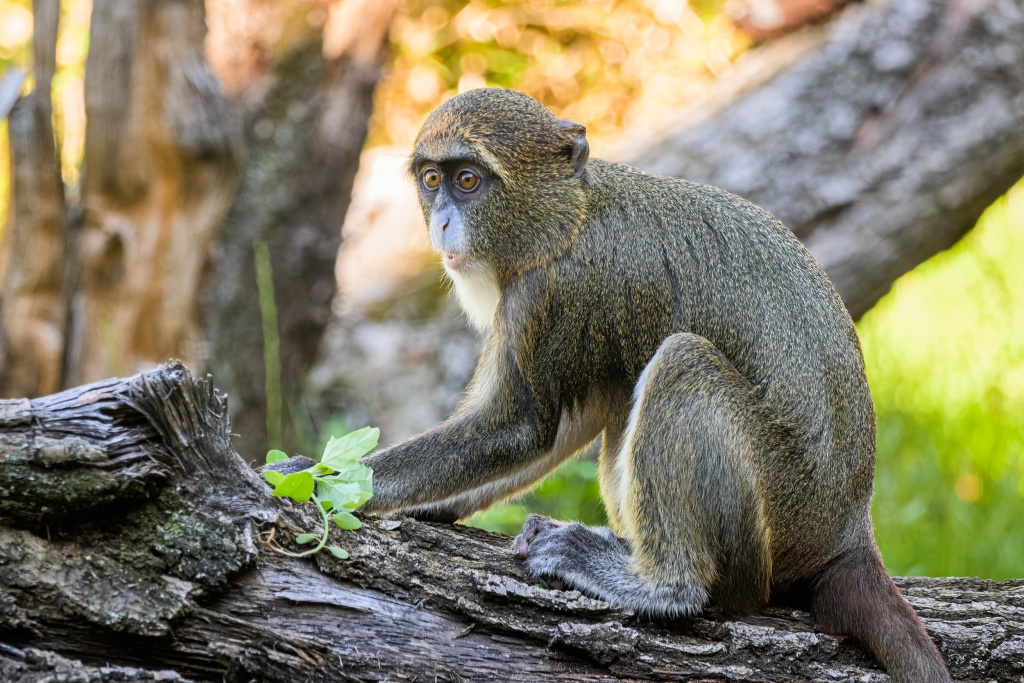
<box><xmin>263</xmin><ymin>427</ymin><xmax>378</xmax><ymax>559</ymax></box>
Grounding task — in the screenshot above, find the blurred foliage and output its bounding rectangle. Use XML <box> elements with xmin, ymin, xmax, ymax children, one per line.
<box><xmin>472</xmin><ymin>180</ymin><xmax>1024</xmax><ymax>581</ymax></box>
<box><xmin>470</xmin><ymin>455</ymin><xmax>607</xmax><ymax>531</ymax></box>
<box><xmin>0</xmin><ymin>0</ymin><xmax>32</xmax><ymax>227</ymax></box>
<box><xmin>372</xmin><ymin>0</ymin><xmax>747</xmax><ymax>148</ymax></box>
<box><xmin>51</xmin><ymin>0</ymin><xmax>90</xmax><ymax>190</ymax></box>
<box><xmin>0</xmin><ymin>0</ymin><xmax>90</xmax><ymax>201</ymax></box>
<box><xmin>0</xmin><ymin>0</ymin><xmax>32</xmax><ymax>69</ymax></box>
<box><xmin>862</xmin><ymin>180</ymin><xmax>1024</xmax><ymax>580</ymax></box>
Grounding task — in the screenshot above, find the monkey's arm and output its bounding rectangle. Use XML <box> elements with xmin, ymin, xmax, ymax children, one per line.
<box><xmin>361</xmin><ymin>334</ymin><xmax>564</xmax><ymax>516</ymax></box>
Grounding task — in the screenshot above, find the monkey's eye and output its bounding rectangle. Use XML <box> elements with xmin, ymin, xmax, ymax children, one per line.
<box><xmin>422</xmin><ymin>168</ymin><xmax>441</xmax><ymax>191</ymax></box>
<box><xmin>455</xmin><ymin>169</ymin><xmax>480</xmax><ymax>193</ymax></box>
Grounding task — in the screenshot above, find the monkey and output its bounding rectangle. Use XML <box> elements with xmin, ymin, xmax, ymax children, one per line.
<box><xmin>352</xmin><ymin>87</ymin><xmax>951</xmax><ymax>682</ymax></box>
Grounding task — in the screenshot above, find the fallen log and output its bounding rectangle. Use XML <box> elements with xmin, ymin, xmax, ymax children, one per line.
<box><xmin>0</xmin><ymin>363</ymin><xmax>1021</xmax><ymax>681</ymax></box>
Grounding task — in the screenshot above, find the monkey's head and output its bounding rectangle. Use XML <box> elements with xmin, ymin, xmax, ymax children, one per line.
<box><xmin>409</xmin><ymin>88</ymin><xmax>590</xmax><ymax>279</ymax></box>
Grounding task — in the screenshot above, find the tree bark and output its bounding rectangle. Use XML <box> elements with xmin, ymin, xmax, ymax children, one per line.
<box><xmin>621</xmin><ymin>0</ymin><xmax>1024</xmax><ymax>320</ymax></box>
<box><xmin>1</xmin><ymin>364</ymin><xmax>1022</xmax><ymax>682</ymax></box>
<box><xmin>202</xmin><ymin>0</ymin><xmax>397</xmax><ymax>459</ymax></box>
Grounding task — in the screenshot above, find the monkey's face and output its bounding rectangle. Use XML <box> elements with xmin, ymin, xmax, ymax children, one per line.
<box><xmin>413</xmin><ymin>159</ymin><xmax>493</xmax><ymax>274</ymax></box>
<box><xmin>409</xmin><ymin>88</ymin><xmax>590</xmax><ymax>278</ymax></box>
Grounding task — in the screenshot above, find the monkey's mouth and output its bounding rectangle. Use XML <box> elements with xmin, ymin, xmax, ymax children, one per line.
<box><xmin>442</xmin><ymin>251</ymin><xmax>470</xmax><ymax>271</ymax></box>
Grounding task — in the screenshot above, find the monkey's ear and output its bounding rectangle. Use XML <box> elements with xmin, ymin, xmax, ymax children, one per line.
<box><xmin>558</xmin><ymin>120</ymin><xmax>589</xmax><ymax>179</ymax></box>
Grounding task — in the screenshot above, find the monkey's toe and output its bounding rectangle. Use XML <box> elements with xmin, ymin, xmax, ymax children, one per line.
<box><xmin>513</xmin><ymin>514</ymin><xmax>564</xmax><ymax>558</ymax></box>
<box><xmin>538</xmin><ymin>575</ymin><xmax>568</xmax><ymax>590</ymax></box>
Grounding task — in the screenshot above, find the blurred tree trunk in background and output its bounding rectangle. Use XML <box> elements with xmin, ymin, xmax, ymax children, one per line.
<box><xmin>0</xmin><ymin>0</ymin><xmax>395</xmax><ymax>462</ymax></box>
<box><xmin>0</xmin><ymin>1</ymin><xmax>65</xmax><ymax>397</ymax></box>
<box><xmin>622</xmin><ymin>0</ymin><xmax>1024</xmax><ymax>320</ymax></box>
<box><xmin>0</xmin><ymin>0</ymin><xmax>243</xmax><ymax>393</ymax></box>
<box><xmin>73</xmin><ymin>0</ymin><xmax>242</xmax><ymax>385</ymax></box>
<box><xmin>202</xmin><ymin>0</ymin><xmax>396</xmax><ymax>459</ymax></box>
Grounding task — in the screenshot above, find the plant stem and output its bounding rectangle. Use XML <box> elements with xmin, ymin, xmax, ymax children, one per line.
<box><xmin>301</xmin><ymin>492</ymin><xmax>331</xmax><ymax>556</ymax></box>
<box><xmin>264</xmin><ymin>491</ymin><xmax>331</xmax><ymax>558</ymax></box>
<box><xmin>254</xmin><ymin>241</ymin><xmax>282</xmax><ymax>449</ymax></box>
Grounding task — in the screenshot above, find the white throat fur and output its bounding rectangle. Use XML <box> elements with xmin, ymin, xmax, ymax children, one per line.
<box><xmin>444</xmin><ymin>261</ymin><xmax>501</xmax><ymax>331</ymax></box>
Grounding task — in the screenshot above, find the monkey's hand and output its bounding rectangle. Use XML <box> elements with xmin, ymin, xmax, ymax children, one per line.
<box><xmin>513</xmin><ymin>514</ymin><xmax>630</xmax><ymax>596</ymax></box>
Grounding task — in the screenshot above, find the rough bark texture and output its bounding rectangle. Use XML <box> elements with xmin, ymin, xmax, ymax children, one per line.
<box><xmin>1</xmin><ymin>364</ymin><xmax>1022</xmax><ymax>682</ymax></box>
<box><xmin>0</xmin><ymin>0</ymin><xmax>67</xmax><ymax>397</ymax></box>
<box><xmin>202</xmin><ymin>0</ymin><xmax>396</xmax><ymax>460</ymax></box>
<box><xmin>622</xmin><ymin>0</ymin><xmax>1024</xmax><ymax>320</ymax></box>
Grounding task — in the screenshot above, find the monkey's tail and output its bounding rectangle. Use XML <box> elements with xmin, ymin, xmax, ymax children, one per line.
<box><xmin>812</xmin><ymin>544</ymin><xmax>952</xmax><ymax>683</ymax></box>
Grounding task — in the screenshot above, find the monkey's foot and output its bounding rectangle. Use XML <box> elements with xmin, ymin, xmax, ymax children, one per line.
<box><xmin>513</xmin><ymin>514</ymin><xmax>626</xmax><ymax>595</ymax></box>
<box><xmin>513</xmin><ymin>514</ymin><xmax>709</xmax><ymax>616</ymax></box>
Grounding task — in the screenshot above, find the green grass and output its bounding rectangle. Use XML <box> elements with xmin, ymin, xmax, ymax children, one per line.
<box><xmin>472</xmin><ymin>179</ymin><xmax>1024</xmax><ymax>580</ymax></box>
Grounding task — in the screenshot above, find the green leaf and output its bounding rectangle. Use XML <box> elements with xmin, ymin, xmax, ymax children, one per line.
<box><xmin>331</xmin><ymin>510</ymin><xmax>363</xmax><ymax>530</ymax></box>
<box><xmin>326</xmin><ymin>545</ymin><xmax>349</xmax><ymax>559</ymax></box>
<box><xmin>330</xmin><ymin>460</ymin><xmax>374</xmax><ymax>484</ymax></box>
<box><xmin>295</xmin><ymin>533</ymin><xmax>319</xmax><ymax>545</ymax></box>
<box><xmin>318</xmin><ymin>477</ymin><xmax>372</xmax><ymax>511</ymax></box>
<box><xmin>263</xmin><ymin>470</ymin><xmax>285</xmax><ymax>486</ymax></box>
<box><xmin>320</xmin><ymin>427</ymin><xmax>380</xmax><ymax>470</ymax></box>
<box><xmin>266</xmin><ymin>449</ymin><xmax>288</xmax><ymax>464</ymax></box>
<box><xmin>271</xmin><ymin>471</ymin><xmax>315</xmax><ymax>503</ymax></box>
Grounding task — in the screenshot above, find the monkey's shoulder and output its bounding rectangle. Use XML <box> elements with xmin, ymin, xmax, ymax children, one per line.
<box><xmin>578</xmin><ymin>159</ymin><xmax>817</xmax><ymax>286</ymax></box>
<box><xmin>584</xmin><ymin>159</ymin><xmax>788</xmax><ymax>235</ymax></box>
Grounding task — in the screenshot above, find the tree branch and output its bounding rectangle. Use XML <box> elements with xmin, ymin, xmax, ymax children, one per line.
<box><xmin>621</xmin><ymin>0</ymin><xmax>1024</xmax><ymax>319</ymax></box>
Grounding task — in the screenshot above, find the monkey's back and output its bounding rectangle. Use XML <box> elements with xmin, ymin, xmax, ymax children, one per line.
<box><xmin>566</xmin><ymin>160</ymin><xmax>877</xmax><ymax>572</ymax></box>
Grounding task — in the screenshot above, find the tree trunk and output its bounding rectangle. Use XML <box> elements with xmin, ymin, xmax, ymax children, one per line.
<box><xmin>620</xmin><ymin>0</ymin><xmax>1024</xmax><ymax>320</ymax></box>
<box><xmin>1</xmin><ymin>364</ymin><xmax>1022</xmax><ymax>682</ymax></box>
<box><xmin>70</xmin><ymin>0</ymin><xmax>243</xmax><ymax>385</ymax></box>
<box><xmin>0</xmin><ymin>0</ymin><xmax>394</xmax><ymax>447</ymax></box>
<box><xmin>0</xmin><ymin>0</ymin><xmax>244</xmax><ymax>395</ymax></box>
<box><xmin>0</xmin><ymin>0</ymin><xmax>66</xmax><ymax>397</ymax></box>
<box><xmin>202</xmin><ymin>0</ymin><xmax>396</xmax><ymax>459</ymax></box>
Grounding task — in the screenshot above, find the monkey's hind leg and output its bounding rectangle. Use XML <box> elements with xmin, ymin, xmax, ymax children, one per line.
<box><xmin>515</xmin><ymin>333</ymin><xmax>773</xmax><ymax>616</ymax></box>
